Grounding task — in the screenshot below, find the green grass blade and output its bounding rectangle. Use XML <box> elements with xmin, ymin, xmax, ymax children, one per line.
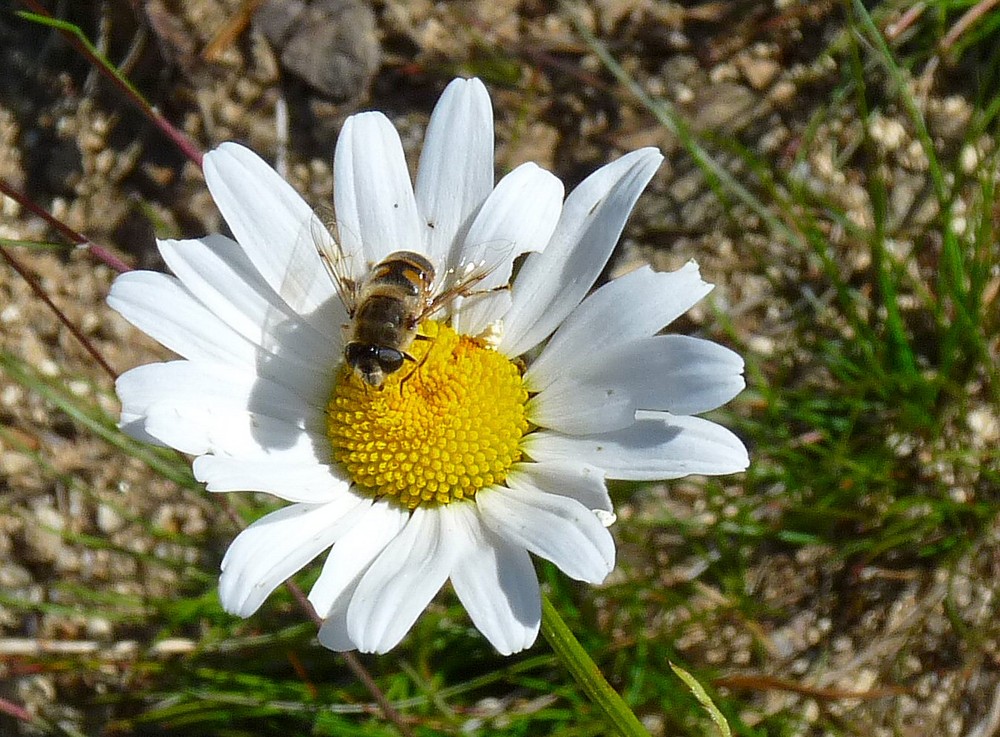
<box><xmin>0</xmin><ymin>349</ymin><xmax>196</xmax><ymax>487</ymax></box>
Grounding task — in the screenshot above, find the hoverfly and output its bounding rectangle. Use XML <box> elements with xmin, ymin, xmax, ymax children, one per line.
<box><xmin>313</xmin><ymin>217</ymin><xmax>509</xmax><ymax>388</ymax></box>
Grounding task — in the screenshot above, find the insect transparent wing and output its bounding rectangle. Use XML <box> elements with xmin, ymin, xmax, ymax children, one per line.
<box><xmin>423</xmin><ymin>239</ymin><xmax>515</xmax><ymax>323</ymax></box>
<box><xmin>261</xmin><ymin>208</ymin><xmax>352</xmax><ymax>360</ymax></box>
<box><xmin>440</xmin><ymin>240</ymin><xmax>520</xmax><ymax>334</ymax></box>
<box><xmin>454</xmin><ymin>238</ymin><xmax>517</xmax><ymax>283</ymax></box>
<box><xmin>310</xmin><ymin>205</ymin><xmax>361</xmax><ymax>316</ymax></box>
<box><xmin>449</xmin><ymin>161</ymin><xmax>565</xmax><ymax>335</ymax></box>
<box><xmin>267</xmin><ymin>207</ymin><xmax>339</xmax><ymax>318</ymax></box>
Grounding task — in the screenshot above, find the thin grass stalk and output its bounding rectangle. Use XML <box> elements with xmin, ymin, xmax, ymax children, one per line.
<box><xmin>846</xmin><ymin>0</ymin><xmax>978</xmax><ymax>325</ymax></box>
<box><xmin>562</xmin><ymin>1</ymin><xmax>805</xmax><ymax>253</ymax></box>
<box><xmin>16</xmin><ymin>3</ymin><xmax>204</xmax><ymax>168</ymax></box>
<box><xmin>939</xmin><ymin>0</ymin><xmax>1000</xmax><ymax>52</ymax></box>
<box><xmin>0</xmin><ymin>350</ymin><xmax>195</xmax><ymax>486</ymax></box>
<box><xmin>847</xmin><ymin>0</ymin><xmax>1000</xmax><ymax>410</ymax></box>
<box><xmin>842</xmin><ymin>2</ymin><xmax>918</xmax><ymax>379</ymax></box>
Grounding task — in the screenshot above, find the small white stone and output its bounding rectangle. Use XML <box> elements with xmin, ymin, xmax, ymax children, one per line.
<box><xmin>96</xmin><ymin>504</ymin><xmax>126</xmax><ymax>534</ymax></box>
<box><xmin>968</xmin><ymin>407</ymin><xmax>999</xmax><ymax>443</ymax></box>
<box><xmin>960</xmin><ymin>144</ymin><xmax>979</xmax><ymax>173</ymax></box>
<box><xmin>1</xmin><ymin>384</ymin><xmax>23</xmax><ymax>407</ymax></box>
<box><xmin>868</xmin><ymin>114</ymin><xmax>907</xmax><ymax>152</ymax></box>
<box><xmin>673</xmin><ymin>83</ymin><xmax>694</xmax><ymax>104</ymax></box>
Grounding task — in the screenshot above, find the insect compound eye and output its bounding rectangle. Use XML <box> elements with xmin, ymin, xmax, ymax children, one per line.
<box><xmin>345</xmin><ymin>343</ymin><xmax>405</xmax><ymax>386</ymax></box>
<box><xmin>345</xmin><ymin>342</ymin><xmax>377</xmax><ymax>367</ymax></box>
<box><xmin>377</xmin><ymin>347</ymin><xmax>405</xmax><ymax>374</ymax></box>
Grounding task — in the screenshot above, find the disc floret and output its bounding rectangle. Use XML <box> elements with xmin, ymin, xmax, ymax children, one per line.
<box><xmin>328</xmin><ymin>321</ymin><xmax>528</xmax><ymax>508</ymax></box>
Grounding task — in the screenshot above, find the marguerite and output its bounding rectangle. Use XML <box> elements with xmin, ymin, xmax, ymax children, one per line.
<box><xmin>109</xmin><ymin>78</ymin><xmax>748</xmax><ymax>655</ymax></box>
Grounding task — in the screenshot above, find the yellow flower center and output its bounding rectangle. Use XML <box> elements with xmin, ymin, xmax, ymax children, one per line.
<box><xmin>327</xmin><ymin>321</ymin><xmax>528</xmax><ymax>508</ymax></box>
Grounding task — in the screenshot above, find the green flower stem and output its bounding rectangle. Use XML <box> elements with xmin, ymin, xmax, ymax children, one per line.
<box><xmin>540</xmin><ymin>594</ymin><xmax>650</xmax><ymax>737</ymax></box>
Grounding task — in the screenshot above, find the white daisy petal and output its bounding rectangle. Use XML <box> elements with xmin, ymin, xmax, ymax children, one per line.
<box><xmin>108</xmin><ymin>271</ymin><xmax>255</xmax><ymax>366</ymax></box>
<box><xmin>528</xmin><ymin>335</ymin><xmax>746</xmax><ymax>434</ymax></box>
<box><xmin>415</xmin><ymin>77</ymin><xmax>494</xmax><ymax>266</ymax></box>
<box><xmin>506</xmin><ymin>461</ymin><xmax>612</xmax><ymax>513</ymax></box>
<box><xmin>316</xmin><ymin>579</ymin><xmax>366</xmax><ymax>652</ymax></box>
<box><xmin>499</xmin><ymin>148</ymin><xmax>664</xmax><ymax>357</ymax></box>
<box><xmin>310</xmin><ymin>500</ymin><xmax>409</xmax><ymax>619</ymax></box>
<box><xmin>110</xmin><ymin>270</ymin><xmax>333</xmax><ymax>404</ymax></box>
<box><xmin>525</xmin><ymin>262</ymin><xmax>712</xmax><ymax>389</ymax></box>
<box><xmin>116</xmin><ymin>361</ymin><xmax>312</xmax><ymax>429</ymax></box>
<box><xmin>450</xmin><ymin>504</ymin><xmax>541</xmax><ymax>655</ymax></box>
<box><xmin>202</xmin><ymin>143</ymin><xmax>336</xmax><ymax>316</ymax></box>
<box><xmin>477</xmin><ymin>485</ymin><xmax>615</xmax><ymax>583</ymax></box>
<box><xmin>524</xmin><ymin>410</ymin><xmax>750</xmax><ymax>480</ymax></box>
<box><xmin>116</xmin><ymin>360</ymin><xmax>325</xmax><ymax>458</ymax></box>
<box><xmin>157</xmin><ymin>234</ymin><xmax>340</xmax><ymax>360</ymax></box>
<box><xmin>615</xmin><ymin>335</ymin><xmax>745</xmax><ymax>414</ymax></box>
<box><xmin>117</xmin><ymin>419</ymin><xmax>164</xmax><ymax>448</ymax></box>
<box><xmin>334</xmin><ymin>112</ymin><xmax>423</xmax><ymax>267</ymax></box>
<box><xmin>452</xmin><ymin>162</ymin><xmax>564</xmax><ymax>335</ymax></box>
<box><xmin>346</xmin><ymin>506</ymin><xmax>460</xmax><ymax>653</ymax></box>
<box><xmin>219</xmin><ymin>496</ymin><xmax>370</xmax><ymax>618</ymax></box>
<box><xmin>250</xmin><ymin>347</ymin><xmax>336</xmax><ymax>407</ymax></box>
<box><xmin>526</xmin><ymin>382</ymin><xmax>636</xmax><ymax>437</ymax></box>
<box><xmin>142</xmin><ymin>403</ymin><xmax>324</xmax><ymax>460</ymax></box>
<box><xmin>193</xmin><ymin>456</ymin><xmax>349</xmax><ymax>504</ymax></box>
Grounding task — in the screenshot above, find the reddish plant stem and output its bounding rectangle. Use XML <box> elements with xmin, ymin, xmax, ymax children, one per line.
<box><xmin>940</xmin><ymin>0</ymin><xmax>1000</xmax><ymax>52</ymax></box>
<box><xmin>0</xmin><ymin>177</ymin><xmax>132</xmax><ymax>274</ymax></box>
<box><xmin>286</xmin><ymin>580</ymin><xmax>415</xmax><ymax>735</ymax></box>
<box><xmin>0</xmin><ymin>697</ymin><xmax>32</xmax><ymax>723</ymax></box>
<box><xmin>18</xmin><ymin>0</ymin><xmax>204</xmax><ymax>168</ymax></box>
<box><xmin>0</xmin><ymin>246</ymin><xmax>119</xmax><ymax>379</ymax></box>
<box><xmin>222</xmin><ymin>504</ymin><xmax>415</xmax><ymax>737</ymax></box>
<box><xmin>884</xmin><ymin>2</ymin><xmax>926</xmax><ymax>41</ymax></box>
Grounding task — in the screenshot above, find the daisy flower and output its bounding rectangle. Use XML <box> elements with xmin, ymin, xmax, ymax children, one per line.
<box><xmin>108</xmin><ymin>78</ymin><xmax>748</xmax><ymax>655</ymax></box>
